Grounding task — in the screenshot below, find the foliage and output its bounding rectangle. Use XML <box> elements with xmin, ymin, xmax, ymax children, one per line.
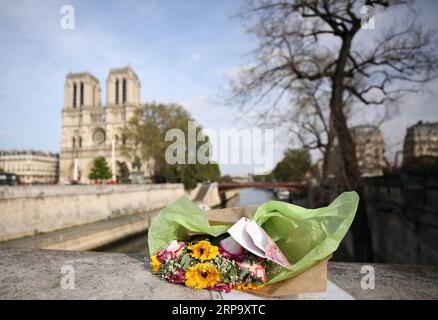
<box><xmin>88</xmin><ymin>156</ymin><xmax>112</xmax><ymax>181</ymax></box>
<box><xmin>219</xmin><ymin>175</ymin><xmax>233</xmax><ymax>183</ymax></box>
<box><xmin>193</xmin><ymin>163</ymin><xmax>221</xmax><ymax>182</ymax></box>
<box><xmin>117</xmin><ymin>161</ymin><xmax>131</xmax><ymax>184</ymax></box>
<box><xmin>252</xmin><ymin>173</ymin><xmax>274</xmax><ymax>182</ymax></box>
<box><xmin>273</xmin><ymin>149</ymin><xmax>311</xmax><ymax>182</ymax></box>
<box><xmin>121</xmin><ymin>102</ymin><xmax>220</xmax><ymax>190</ymax></box>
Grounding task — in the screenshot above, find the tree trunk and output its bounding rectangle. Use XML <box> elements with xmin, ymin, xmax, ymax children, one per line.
<box><xmin>319</xmin><ymin>135</ymin><xmax>333</xmax><ymax>206</ymax></box>
<box><xmin>330</xmin><ymin>34</ymin><xmax>374</xmax><ymax>262</ymax></box>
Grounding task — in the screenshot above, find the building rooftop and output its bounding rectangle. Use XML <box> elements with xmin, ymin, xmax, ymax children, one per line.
<box><xmin>350</xmin><ymin>124</ymin><xmax>380</xmax><ymax>134</ymax></box>
<box><xmin>408</xmin><ymin>121</ymin><xmax>438</xmax><ymax>131</ymax></box>
<box><xmin>66</xmin><ymin>72</ymin><xmax>100</xmax><ymax>83</ymax></box>
<box><xmin>0</xmin><ymin>150</ymin><xmax>59</xmax><ymax>158</ymax></box>
<box><xmin>406</xmin><ymin>121</ymin><xmax>438</xmax><ymax>138</ymax></box>
<box><xmin>108</xmin><ymin>65</ymin><xmax>139</xmax><ymax>80</ymax></box>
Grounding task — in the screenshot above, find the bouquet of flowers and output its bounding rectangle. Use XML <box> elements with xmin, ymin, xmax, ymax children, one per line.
<box><xmin>150</xmin><ymin>238</ymin><xmax>268</xmax><ymax>292</ymax></box>
<box><xmin>148</xmin><ymin>191</ymin><xmax>359</xmax><ymax>296</ymax></box>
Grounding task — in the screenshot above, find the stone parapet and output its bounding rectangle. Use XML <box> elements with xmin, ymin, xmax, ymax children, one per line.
<box><xmin>0</xmin><ymin>184</ymin><xmax>184</xmax><ymax>242</ymax></box>
<box><xmin>1</xmin><ymin>248</ymin><xmax>437</xmax><ymax>300</ymax></box>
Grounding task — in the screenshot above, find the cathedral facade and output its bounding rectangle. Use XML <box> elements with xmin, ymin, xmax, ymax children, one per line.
<box><xmin>59</xmin><ymin>66</ymin><xmax>147</xmax><ymax>184</ymax></box>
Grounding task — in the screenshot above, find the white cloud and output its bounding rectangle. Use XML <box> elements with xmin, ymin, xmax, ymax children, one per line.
<box><xmin>0</xmin><ymin>131</ymin><xmax>15</xmax><ymax>139</ymax></box>
<box><xmin>189</xmin><ymin>52</ymin><xmax>201</xmax><ymax>62</ymax></box>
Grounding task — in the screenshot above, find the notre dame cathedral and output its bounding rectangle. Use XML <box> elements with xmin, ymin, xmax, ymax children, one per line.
<box><xmin>59</xmin><ymin>66</ymin><xmax>150</xmax><ymax>184</ymax></box>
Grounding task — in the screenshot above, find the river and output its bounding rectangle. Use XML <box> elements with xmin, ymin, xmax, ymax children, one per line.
<box><xmin>95</xmin><ymin>188</ymin><xmax>277</xmax><ymax>255</ymax></box>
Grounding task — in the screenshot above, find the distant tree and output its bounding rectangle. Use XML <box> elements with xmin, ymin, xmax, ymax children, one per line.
<box><xmin>194</xmin><ymin>163</ymin><xmax>221</xmax><ymax>182</ymax></box>
<box><xmin>88</xmin><ymin>156</ymin><xmax>112</xmax><ymax>181</ymax></box>
<box><xmin>162</xmin><ymin>162</ymin><xmax>221</xmax><ymax>190</ymax></box>
<box><xmin>273</xmin><ymin>149</ymin><xmax>311</xmax><ymax>182</ymax></box>
<box><xmin>252</xmin><ymin>173</ymin><xmax>274</xmax><ymax>182</ymax></box>
<box><xmin>120</xmin><ymin>112</ymin><xmax>146</xmax><ymax>174</ymax></box>
<box><xmin>219</xmin><ymin>175</ymin><xmax>233</xmax><ymax>183</ymax></box>
<box><xmin>131</xmin><ymin>156</ymin><xmax>142</xmax><ymax>173</ymax></box>
<box><xmin>121</xmin><ymin>102</ymin><xmax>220</xmax><ymax>190</ymax></box>
<box><xmin>0</xmin><ymin>167</ymin><xmax>4</xmax><ymax>173</ymax></box>
<box><xmin>117</xmin><ymin>161</ymin><xmax>131</xmax><ymax>184</ymax></box>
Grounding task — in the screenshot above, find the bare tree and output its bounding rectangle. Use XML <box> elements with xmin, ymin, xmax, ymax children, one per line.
<box><xmin>227</xmin><ymin>0</ymin><xmax>438</xmax><ymax>261</ymax></box>
<box><xmin>274</xmin><ymin>80</ymin><xmax>336</xmax><ymax>192</ymax></box>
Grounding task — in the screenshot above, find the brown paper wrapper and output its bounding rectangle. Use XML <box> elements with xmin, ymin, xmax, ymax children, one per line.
<box><xmin>207</xmin><ymin>206</ymin><xmax>328</xmax><ymax>297</ymax></box>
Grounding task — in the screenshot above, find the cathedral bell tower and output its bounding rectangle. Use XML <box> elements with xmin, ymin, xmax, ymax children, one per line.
<box><xmin>59</xmin><ymin>66</ymin><xmax>144</xmax><ymax>185</ymax></box>
<box><xmin>104</xmin><ymin>66</ymin><xmax>142</xmax><ymax>151</ymax></box>
<box><xmin>60</xmin><ymin>72</ymin><xmax>101</xmax><ymax>184</ymax></box>
<box><xmin>64</xmin><ymin>72</ymin><xmax>101</xmax><ymax>109</ymax></box>
<box><xmin>106</xmin><ymin>65</ymin><xmax>141</xmax><ymax>107</ymax></box>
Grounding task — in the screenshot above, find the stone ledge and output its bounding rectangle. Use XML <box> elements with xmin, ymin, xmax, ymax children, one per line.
<box><xmin>0</xmin><ymin>248</ymin><xmax>437</xmax><ymax>300</ymax></box>
<box><xmin>0</xmin><ymin>184</ymin><xmax>183</xmax><ymax>200</ymax></box>
<box><xmin>0</xmin><ymin>248</ymin><xmax>212</xmax><ymax>300</ymax></box>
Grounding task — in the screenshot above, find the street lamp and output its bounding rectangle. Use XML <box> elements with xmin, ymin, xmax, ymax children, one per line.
<box><xmin>73</xmin><ymin>158</ymin><xmax>78</xmax><ymax>183</ymax></box>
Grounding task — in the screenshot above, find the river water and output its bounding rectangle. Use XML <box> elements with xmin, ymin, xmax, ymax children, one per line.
<box><xmin>96</xmin><ymin>188</ymin><xmax>276</xmax><ymax>255</ymax></box>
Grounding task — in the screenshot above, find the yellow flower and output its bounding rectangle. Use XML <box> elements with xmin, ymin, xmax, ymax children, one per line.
<box><xmin>188</xmin><ymin>240</ymin><xmax>219</xmax><ymax>261</ymax></box>
<box><xmin>185</xmin><ymin>263</ymin><xmax>221</xmax><ymax>290</ymax></box>
<box><xmin>235</xmin><ymin>282</ymin><xmax>265</xmax><ymax>291</ymax></box>
<box><xmin>150</xmin><ymin>255</ymin><xmax>161</xmax><ymax>273</ymax></box>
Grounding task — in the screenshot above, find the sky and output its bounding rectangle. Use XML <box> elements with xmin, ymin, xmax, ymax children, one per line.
<box><xmin>0</xmin><ymin>0</ymin><xmax>437</xmax><ymax>176</ymax></box>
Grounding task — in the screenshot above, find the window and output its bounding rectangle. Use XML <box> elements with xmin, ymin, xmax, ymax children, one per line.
<box><xmin>72</xmin><ymin>137</ymin><xmax>76</xmax><ymax>148</ymax></box>
<box><xmin>79</xmin><ymin>137</ymin><xmax>83</xmax><ymax>148</ymax></box>
<box><xmin>122</xmin><ymin>78</ymin><xmax>127</xmax><ymax>103</ymax></box>
<box><xmin>115</xmin><ymin>79</ymin><xmax>119</xmax><ymax>104</ymax></box>
<box><xmin>80</xmin><ymin>82</ymin><xmax>84</xmax><ymax>106</ymax></box>
<box><xmin>73</xmin><ymin>83</ymin><xmax>77</xmax><ymax>108</ymax></box>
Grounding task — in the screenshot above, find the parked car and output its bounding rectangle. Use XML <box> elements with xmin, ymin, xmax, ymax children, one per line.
<box><xmin>0</xmin><ymin>172</ymin><xmax>18</xmax><ymax>186</ymax></box>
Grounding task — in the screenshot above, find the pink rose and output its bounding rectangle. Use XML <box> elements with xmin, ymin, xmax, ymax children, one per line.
<box><xmin>237</xmin><ymin>261</ymin><xmax>267</xmax><ymax>283</ymax></box>
<box><xmin>165</xmin><ymin>268</ymin><xmax>186</xmax><ymax>284</ymax></box>
<box><xmin>157</xmin><ymin>240</ymin><xmax>185</xmax><ymax>263</ymax></box>
<box><xmin>209</xmin><ymin>283</ymin><xmax>233</xmax><ymax>293</ymax></box>
<box><xmin>253</xmin><ymin>265</ymin><xmax>267</xmax><ymax>283</ymax></box>
<box><xmin>219</xmin><ymin>237</ymin><xmax>246</xmax><ymax>262</ymax></box>
<box><xmin>219</xmin><ymin>246</ymin><xmax>246</xmax><ymax>262</ymax></box>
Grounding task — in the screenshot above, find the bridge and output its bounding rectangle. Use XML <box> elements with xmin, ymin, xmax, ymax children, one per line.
<box><xmin>218</xmin><ymin>182</ymin><xmax>307</xmax><ymax>193</ymax></box>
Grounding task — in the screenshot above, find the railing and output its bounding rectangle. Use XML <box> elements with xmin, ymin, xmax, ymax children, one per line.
<box><xmin>218</xmin><ymin>182</ymin><xmax>306</xmax><ymax>192</ymax></box>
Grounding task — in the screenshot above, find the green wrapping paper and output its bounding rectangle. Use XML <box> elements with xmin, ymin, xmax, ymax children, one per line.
<box><xmin>148</xmin><ymin>191</ymin><xmax>358</xmax><ymax>284</ymax></box>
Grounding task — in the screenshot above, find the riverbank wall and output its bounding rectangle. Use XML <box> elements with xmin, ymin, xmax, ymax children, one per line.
<box><xmin>0</xmin><ymin>184</ymin><xmax>185</xmax><ymax>242</ymax></box>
